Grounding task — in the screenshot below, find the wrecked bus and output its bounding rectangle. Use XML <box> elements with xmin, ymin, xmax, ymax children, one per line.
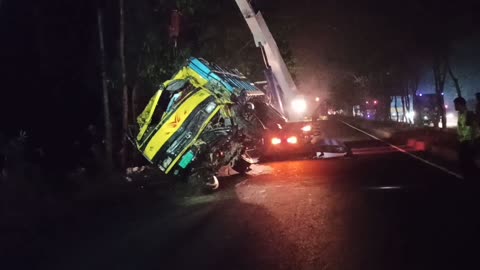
<box><xmin>129</xmin><ymin>58</ymin><xmax>268</xmax><ymax>191</ymax></box>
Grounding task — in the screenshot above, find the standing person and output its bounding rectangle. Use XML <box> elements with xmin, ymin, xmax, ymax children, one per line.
<box><xmin>454</xmin><ymin>97</ymin><xmax>479</xmax><ymax>180</ymax></box>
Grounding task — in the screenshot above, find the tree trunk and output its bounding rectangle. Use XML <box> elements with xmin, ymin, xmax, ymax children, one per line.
<box><xmin>394</xmin><ymin>96</ymin><xmax>399</xmax><ymax>121</ymax></box>
<box><xmin>129</xmin><ymin>81</ymin><xmax>140</xmax><ymax>165</ymax></box>
<box><xmin>131</xmin><ymin>82</ymin><xmax>138</xmax><ymax>123</ymax></box>
<box><xmin>387</xmin><ymin>96</ymin><xmax>393</xmax><ymax>121</ymax></box>
<box><xmin>446</xmin><ymin>57</ymin><xmax>462</xmax><ymax>97</ymax></box>
<box><xmin>97</xmin><ymin>8</ymin><xmax>113</xmax><ymax>170</ymax></box>
<box><xmin>412</xmin><ymin>76</ymin><xmax>419</xmax><ymax>125</ymax></box>
<box><xmin>404</xmin><ymin>84</ymin><xmax>412</xmax><ymax>124</ymax></box>
<box><xmin>433</xmin><ymin>57</ymin><xmax>447</xmax><ymax>129</ymax></box>
<box><xmin>120</xmin><ymin>0</ymin><xmax>129</xmax><ymax>168</ymax></box>
<box><xmin>401</xmin><ymin>95</ymin><xmax>406</xmax><ymax>122</ymax></box>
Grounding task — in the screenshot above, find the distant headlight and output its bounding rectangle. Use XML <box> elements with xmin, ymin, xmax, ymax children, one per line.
<box><xmin>287</xmin><ymin>136</ymin><xmax>298</xmax><ymax>144</ymax></box>
<box><xmin>301</xmin><ymin>125</ymin><xmax>312</xmax><ymax>132</ymax></box>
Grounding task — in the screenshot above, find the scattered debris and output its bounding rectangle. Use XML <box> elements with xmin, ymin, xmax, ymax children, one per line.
<box><xmin>126</xmin><ymin>166</ymin><xmax>147</xmax><ymax>175</ymax></box>
<box><xmin>247</xmin><ymin>164</ymin><xmax>273</xmax><ymax>176</ymax></box>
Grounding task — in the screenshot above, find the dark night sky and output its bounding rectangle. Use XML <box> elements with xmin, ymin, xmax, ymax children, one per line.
<box><xmin>1</xmin><ymin>0</ymin><xmax>479</xmax><ymax>144</ymax></box>
<box><xmin>261</xmin><ymin>0</ymin><xmax>480</xmax><ymax>97</ymax></box>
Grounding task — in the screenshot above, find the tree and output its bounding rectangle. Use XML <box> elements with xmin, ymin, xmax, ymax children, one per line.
<box><xmin>393</xmin><ymin>96</ymin><xmax>399</xmax><ymax>121</ymax></box>
<box><xmin>446</xmin><ymin>56</ymin><xmax>462</xmax><ymax>98</ymax></box>
<box><xmin>432</xmin><ymin>54</ymin><xmax>448</xmax><ymax>128</ymax></box>
<box><xmin>97</xmin><ymin>8</ymin><xmax>113</xmax><ymax>170</ymax></box>
<box><xmin>119</xmin><ymin>0</ymin><xmax>128</xmax><ymax>168</ymax></box>
<box><xmin>123</xmin><ymin>0</ymin><xmax>290</xmax><ymax>103</ymax></box>
<box><xmin>124</xmin><ymin>0</ymin><xmax>193</xmax><ymax>119</ymax></box>
<box><xmin>404</xmin><ymin>74</ymin><xmax>420</xmax><ymax>124</ymax></box>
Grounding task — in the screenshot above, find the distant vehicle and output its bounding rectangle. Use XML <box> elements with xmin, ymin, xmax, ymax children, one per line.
<box><xmin>413</xmin><ymin>94</ymin><xmax>441</xmax><ymax>127</ymax></box>
<box><xmin>312</xmin><ymin>100</ymin><xmax>329</xmax><ymax>120</ymax></box>
<box><xmin>352</xmin><ymin>100</ymin><xmax>379</xmax><ymax>120</ymax></box>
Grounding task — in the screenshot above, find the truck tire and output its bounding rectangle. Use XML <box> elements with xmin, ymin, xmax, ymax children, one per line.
<box><xmin>232</xmin><ymin>158</ymin><xmax>251</xmax><ymax>175</ymax></box>
<box><xmin>187</xmin><ymin>170</ymin><xmax>219</xmax><ymax>195</ymax></box>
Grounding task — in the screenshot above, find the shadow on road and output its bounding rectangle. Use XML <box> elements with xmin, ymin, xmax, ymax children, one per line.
<box><xmin>344</xmin><ymin>180</ymin><xmax>480</xmax><ymax>270</ymax></box>
<box><xmin>6</xmin><ymin>175</ymin><xmax>299</xmax><ymax>270</ymax></box>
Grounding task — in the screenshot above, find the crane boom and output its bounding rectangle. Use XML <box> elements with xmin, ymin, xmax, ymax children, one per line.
<box><xmin>235</xmin><ymin>0</ymin><xmax>299</xmax><ymax>118</ymax></box>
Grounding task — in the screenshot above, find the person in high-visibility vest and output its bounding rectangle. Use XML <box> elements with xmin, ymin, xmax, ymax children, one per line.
<box><xmin>454</xmin><ymin>97</ymin><xmax>480</xmax><ymax>180</ymax></box>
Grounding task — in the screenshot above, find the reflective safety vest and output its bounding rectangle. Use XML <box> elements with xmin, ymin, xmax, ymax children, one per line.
<box><xmin>457</xmin><ymin>111</ymin><xmax>480</xmax><ymax>142</ymax></box>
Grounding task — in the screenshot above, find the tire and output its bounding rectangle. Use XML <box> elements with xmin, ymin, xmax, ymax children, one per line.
<box><xmin>187</xmin><ymin>170</ymin><xmax>219</xmax><ymax>195</ymax></box>
<box><xmin>232</xmin><ymin>158</ymin><xmax>251</xmax><ymax>175</ymax></box>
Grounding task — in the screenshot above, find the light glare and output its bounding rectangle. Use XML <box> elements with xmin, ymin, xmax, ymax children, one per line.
<box><xmin>291</xmin><ymin>98</ymin><xmax>307</xmax><ymax>114</ymax></box>
<box><xmin>271</xmin><ymin>137</ymin><xmax>281</xmax><ymax>145</ymax></box>
<box><xmin>287</xmin><ymin>136</ymin><xmax>298</xmax><ymax>144</ymax></box>
<box><xmin>301</xmin><ymin>125</ymin><xmax>312</xmax><ymax>132</ymax></box>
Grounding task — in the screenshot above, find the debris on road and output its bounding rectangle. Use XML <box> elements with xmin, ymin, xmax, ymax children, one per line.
<box><xmin>247</xmin><ymin>164</ymin><xmax>274</xmax><ymax>176</ymax></box>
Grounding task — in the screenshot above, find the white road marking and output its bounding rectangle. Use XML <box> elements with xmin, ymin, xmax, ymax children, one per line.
<box><xmin>366</xmin><ymin>186</ymin><xmax>404</xmax><ymax>190</ymax></box>
<box><xmin>341</xmin><ymin>121</ymin><xmax>463</xmax><ymax>180</ymax></box>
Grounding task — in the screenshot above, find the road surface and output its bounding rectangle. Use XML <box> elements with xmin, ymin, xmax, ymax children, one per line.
<box><xmin>12</xmin><ymin>120</ymin><xmax>480</xmax><ymax>270</ymax></box>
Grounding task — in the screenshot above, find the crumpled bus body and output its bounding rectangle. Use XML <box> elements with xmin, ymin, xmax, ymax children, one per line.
<box><xmin>130</xmin><ymin>58</ymin><xmax>265</xmax><ymax>189</ymax></box>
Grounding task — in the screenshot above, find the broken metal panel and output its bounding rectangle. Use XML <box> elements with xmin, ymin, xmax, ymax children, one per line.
<box><xmin>188</xmin><ymin>58</ymin><xmax>260</xmax><ymax>94</ymax></box>
<box><xmin>136</xmin><ymin>90</ymin><xmax>163</xmax><ymax>143</ymax></box>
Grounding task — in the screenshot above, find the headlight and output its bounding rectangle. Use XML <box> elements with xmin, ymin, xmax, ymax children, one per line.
<box><xmin>271</xmin><ymin>137</ymin><xmax>281</xmax><ymax>145</ymax></box>
<box><xmin>301</xmin><ymin>125</ymin><xmax>312</xmax><ymax>132</ymax></box>
<box><xmin>291</xmin><ymin>98</ymin><xmax>307</xmax><ymax>114</ymax></box>
<box><xmin>287</xmin><ymin>136</ymin><xmax>298</xmax><ymax>144</ymax></box>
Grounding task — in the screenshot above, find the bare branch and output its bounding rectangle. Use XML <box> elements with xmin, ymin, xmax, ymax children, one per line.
<box><xmin>446</xmin><ymin>56</ymin><xmax>462</xmax><ymax>97</ymax></box>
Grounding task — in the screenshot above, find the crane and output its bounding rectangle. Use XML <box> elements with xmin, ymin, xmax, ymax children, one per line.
<box><xmin>235</xmin><ymin>0</ymin><xmax>307</xmax><ymax>121</ymax></box>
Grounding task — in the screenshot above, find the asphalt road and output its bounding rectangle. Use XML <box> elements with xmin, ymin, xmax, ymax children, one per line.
<box><xmin>14</xmin><ymin>120</ymin><xmax>480</xmax><ymax>270</ymax></box>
